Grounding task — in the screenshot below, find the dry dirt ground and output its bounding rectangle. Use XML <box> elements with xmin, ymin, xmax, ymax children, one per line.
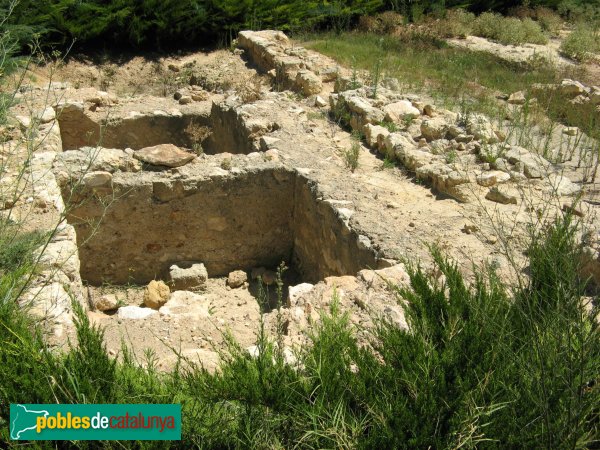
<box><xmin>2</xmin><ymin>32</ymin><xmax>599</xmax><ymax>372</ymax></box>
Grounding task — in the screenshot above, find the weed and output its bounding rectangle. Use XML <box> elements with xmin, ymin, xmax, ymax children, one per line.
<box><xmin>402</xmin><ymin>115</ymin><xmax>415</xmax><ymax>129</ymax></box>
<box><xmin>358</xmin><ymin>11</ymin><xmax>404</xmax><ymax>35</ymax></box>
<box><xmin>221</xmin><ymin>158</ymin><xmax>232</xmax><ymax>170</ymax></box>
<box><xmin>304</xmin><ymin>31</ymin><xmax>565</xmax><ymax>129</ymax></box>
<box><xmin>151</xmin><ymin>61</ymin><xmax>184</xmax><ymax>97</ymax></box>
<box><xmin>535</xmin><ymin>7</ymin><xmax>563</xmax><ymax>35</ymax></box>
<box><xmin>351</xmin><ymin>129</ymin><xmax>364</xmax><ymax>142</ymax></box>
<box><xmin>307</xmin><ymin>111</ymin><xmax>326</xmax><ymax>121</ymax></box>
<box><xmin>479</xmin><ymin>144</ymin><xmax>505</xmax><ymax>164</ymax></box>
<box><xmin>349</xmin><ymin>56</ymin><xmax>360</xmax><ymax>90</ymax></box>
<box><xmin>509</xmin><ymin>6</ymin><xmax>563</xmax><ymax>36</ymax></box>
<box><xmin>558</xmin><ymin>0</ymin><xmax>600</xmax><ymax>25</ymax></box>
<box><xmin>379</xmin><ymin>120</ymin><xmax>398</xmax><ymax>132</ymax></box>
<box><xmin>330</xmin><ymin>99</ymin><xmax>352</xmax><ymax>129</ymax></box>
<box><xmin>99</xmin><ymin>63</ymin><xmax>117</xmax><ymax>91</ymax></box>
<box><xmin>343</xmin><ymin>140</ymin><xmax>360</xmax><ymax>172</ymax></box>
<box><xmin>382</xmin><ymin>156</ymin><xmax>396</xmax><ymax>169</ymax></box>
<box><xmin>235</xmin><ymin>73</ymin><xmax>265</xmax><ymax>103</ymax></box>
<box><xmin>184</xmin><ymin>121</ymin><xmax>211</xmax><ymax>156</ymax></box>
<box><xmin>445</xmin><ymin>149</ymin><xmax>458</xmax><ymax>164</ymax></box>
<box><xmin>286</xmin><ymin>91</ymin><xmax>303</xmax><ymax>102</ymax></box>
<box><xmin>0</xmin><ymin>222</ymin><xmax>45</xmax><ymax>275</ymax></box>
<box><xmin>369</xmin><ymin>58</ymin><xmax>382</xmax><ymax>99</ymax></box>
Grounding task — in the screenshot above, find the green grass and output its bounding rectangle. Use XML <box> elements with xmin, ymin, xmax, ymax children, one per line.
<box><xmin>304</xmin><ymin>31</ymin><xmax>598</xmax><ymax>167</ymax></box>
<box><xmin>304</xmin><ymin>32</ymin><xmax>568</xmax><ymax>116</ymax></box>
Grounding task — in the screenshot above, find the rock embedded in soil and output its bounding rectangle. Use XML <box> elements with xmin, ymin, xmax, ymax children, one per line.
<box><xmin>383</xmin><ymin>100</ymin><xmax>420</xmax><ymax>123</ymax></box>
<box><xmin>508</xmin><ymin>91</ymin><xmax>526</xmax><ymax>105</ymax></box>
<box><xmin>159</xmin><ymin>291</ymin><xmax>210</xmax><ymax>320</ymax></box>
<box><xmin>144</xmin><ymin>280</ymin><xmax>171</xmax><ymax>309</ymax></box>
<box><xmin>227</xmin><ymin>270</ymin><xmax>248</xmax><ymax>288</ymax></box>
<box><xmin>559</xmin><ymin>79</ymin><xmax>588</xmax><ymax>98</ymax></box>
<box><xmin>117</xmin><ymin>305</ymin><xmax>158</xmax><ymax>320</ymax></box>
<box><xmin>94</xmin><ymin>293</ymin><xmax>119</xmax><ymax>311</ymax></box>
<box><xmin>315</xmin><ymin>95</ymin><xmax>327</xmax><ymax>107</ymax></box>
<box><xmin>134</xmin><ymin>144</ymin><xmax>195</xmax><ymax>168</ymax></box>
<box><xmin>465</xmin><ymin>113</ymin><xmax>500</xmax><ymax>144</ymax></box>
<box><xmin>476</xmin><ymin>170</ymin><xmax>510</xmax><ymax>187</ymax></box>
<box><xmin>169</xmin><ymin>263</ymin><xmax>208</xmax><ymax>291</ymax></box>
<box><xmin>38</xmin><ymin>107</ymin><xmax>56</xmax><ymax>124</ymax></box>
<box><xmin>288</xmin><ymin>283</ymin><xmax>314</xmax><ymax>306</ymax></box>
<box><xmin>420</xmin><ymin>117</ymin><xmax>448</xmax><ymax>141</ymax></box>
<box><xmin>358</xmin><ymin>264</ymin><xmax>410</xmax><ymax>291</ymax></box>
<box><xmin>486</xmin><ymin>186</ymin><xmax>518</xmax><ymax>205</ymax></box>
<box><xmin>295</xmin><ymin>70</ymin><xmax>323</xmax><ymax>96</ymax></box>
<box><xmin>548</xmin><ymin>174</ymin><xmax>581</xmax><ymax>197</ymax></box>
<box><xmin>82</xmin><ymin>171</ymin><xmax>112</xmax><ymax>188</ymax></box>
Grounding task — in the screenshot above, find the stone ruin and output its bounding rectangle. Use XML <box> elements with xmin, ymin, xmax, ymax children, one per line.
<box><xmin>8</xmin><ymin>30</ymin><xmax>598</xmax><ymax>368</ymax></box>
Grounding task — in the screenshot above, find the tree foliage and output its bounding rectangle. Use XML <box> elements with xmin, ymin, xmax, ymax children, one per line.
<box><xmin>8</xmin><ymin>0</ymin><xmax>384</xmax><ymax>49</ymax></box>
<box><xmin>7</xmin><ymin>0</ymin><xmax>600</xmax><ymax>50</ymax></box>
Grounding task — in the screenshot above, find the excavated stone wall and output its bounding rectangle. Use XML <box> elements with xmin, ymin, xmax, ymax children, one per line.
<box><xmin>57</xmin><ymin>103</ymin><xmax>210</xmax><ymax>150</ymax></box>
<box><xmin>65</xmin><ymin>168</ymin><xmax>294</xmax><ymax>284</ymax></box>
<box><xmin>292</xmin><ymin>177</ymin><xmax>376</xmax><ymax>282</ymax></box>
<box><xmin>61</xmin><ymin>166</ymin><xmax>377</xmax><ymax>286</ymax></box>
<box><xmin>56</xmin><ymin>97</ymin><xmax>281</xmax><ymax>156</ymax></box>
<box><xmin>204</xmin><ymin>100</ymin><xmax>280</xmax><ymax>154</ymax></box>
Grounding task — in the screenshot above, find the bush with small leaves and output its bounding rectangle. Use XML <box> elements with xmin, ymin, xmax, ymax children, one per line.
<box><xmin>561</xmin><ymin>25</ymin><xmax>600</xmax><ymax>62</ymax></box>
<box><xmin>344</xmin><ymin>141</ymin><xmax>360</xmax><ymax>172</ymax></box>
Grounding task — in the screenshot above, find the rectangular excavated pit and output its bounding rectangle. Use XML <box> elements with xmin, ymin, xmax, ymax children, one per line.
<box><xmin>64</xmin><ymin>168</ymin><xmax>377</xmax><ymax>286</ymax></box>
<box><xmin>57</xmin><ymin>105</ymin><xmax>208</xmax><ymax>151</ymax></box>
<box><xmin>56</xmin><ymin>102</ymin><xmax>269</xmax><ymax>155</ymax></box>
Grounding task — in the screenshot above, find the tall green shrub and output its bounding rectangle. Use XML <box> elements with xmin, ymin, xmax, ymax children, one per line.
<box><xmin>8</xmin><ymin>0</ymin><xmax>385</xmax><ymax>49</ymax></box>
